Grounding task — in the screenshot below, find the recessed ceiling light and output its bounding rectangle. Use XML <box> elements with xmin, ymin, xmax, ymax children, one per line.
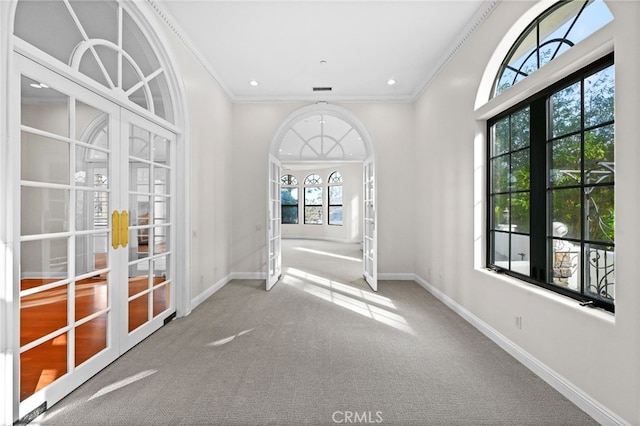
<box><xmin>387</xmin><ymin>79</ymin><xmax>397</xmax><ymax>86</ymax></box>
<box><xmin>249</xmin><ymin>80</ymin><xmax>259</xmax><ymax>87</ymax></box>
<box><xmin>320</xmin><ymin>60</ymin><xmax>327</xmax><ymax>65</ymax></box>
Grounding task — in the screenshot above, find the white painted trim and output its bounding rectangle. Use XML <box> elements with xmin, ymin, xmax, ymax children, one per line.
<box><xmin>231</xmin><ymin>272</ymin><xmax>267</xmax><ymax>281</ymax></box>
<box><xmin>377</xmin><ymin>273</ymin><xmax>415</xmax><ymax>281</ymax></box>
<box><xmin>132</xmin><ymin>1</ymin><xmax>191</xmax><ymax>318</ymax></box>
<box><xmin>145</xmin><ymin>0</ymin><xmax>499</xmax><ymax>104</ymax></box>
<box><xmin>269</xmin><ymin>104</ymin><xmax>377</xmax><ymax>293</ymax></box>
<box><xmin>145</xmin><ymin>0</ymin><xmax>232</xmax><ymax>102</ymax></box>
<box><xmin>282</xmin><ymin>236</ymin><xmax>360</xmax><ymax>245</ymax></box>
<box><xmin>412</xmin><ymin>0</ymin><xmax>501</xmax><ymax>102</ymax></box>
<box><xmin>1</xmin><ymin>2</ymin><xmax>18</xmax><ymax>423</ymax></box>
<box><xmin>412</xmin><ymin>274</ymin><xmax>630</xmax><ymax>426</ymax></box>
<box><xmin>190</xmin><ymin>275</ymin><xmax>232</xmax><ymax>311</ymax></box>
<box><xmin>189</xmin><ymin>272</ymin><xmax>270</xmax><ymax>311</ymax></box>
<box><xmin>269</xmin><ymin>104</ymin><xmax>375</xmax><ymax>159</ymax></box>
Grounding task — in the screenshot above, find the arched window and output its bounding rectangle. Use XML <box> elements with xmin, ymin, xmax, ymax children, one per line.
<box><xmin>280</xmin><ymin>174</ymin><xmax>299</xmax><ymax>224</ymax></box>
<box><xmin>486</xmin><ymin>1</ymin><xmax>615</xmax><ymax>312</ymax></box>
<box><xmin>278</xmin><ymin>114</ymin><xmax>368</xmax><ymax>161</ymax></box>
<box><xmin>14</xmin><ymin>0</ymin><xmax>174</xmax><ymax>122</ymax></box>
<box><xmin>493</xmin><ymin>0</ymin><xmax>612</xmax><ymax>98</ymax></box>
<box><xmin>328</xmin><ymin>171</ymin><xmax>343</xmax><ymax>226</ymax></box>
<box><xmin>304</xmin><ymin>174</ymin><xmax>323</xmax><ymax>224</ymax></box>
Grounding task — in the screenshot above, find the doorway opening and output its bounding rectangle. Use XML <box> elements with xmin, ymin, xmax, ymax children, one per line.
<box><xmin>267</xmin><ymin>104</ymin><xmax>377</xmax><ymax>292</ymax></box>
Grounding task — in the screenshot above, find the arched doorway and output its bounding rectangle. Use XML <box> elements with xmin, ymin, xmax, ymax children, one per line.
<box><xmin>2</xmin><ymin>1</ymin><xmax>187</xmax><ymax>422</ymax></box>
<box><xmin>266</xmin><ymin>104</ymin><xmax>377</xmax><ymax>292</ymax></box>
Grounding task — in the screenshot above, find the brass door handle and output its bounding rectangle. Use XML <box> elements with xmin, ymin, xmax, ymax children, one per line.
<box><xmin>111</xmin><ymin>210</ymin><xmax>129</xmax><ymax>249</ymax></box>
<box><xmin>120</xmin><ymin>210</ymin><xmax>129</xmax><ymax>248</ymax></box>
<box><xmin>112</xmin><ymin>210</ymin><xmax>120</xmax><ymax>249</ymax></box>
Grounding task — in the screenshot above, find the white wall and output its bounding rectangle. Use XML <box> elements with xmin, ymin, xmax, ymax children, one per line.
<box><xmin>151</xmin><ymin>14</ymin><xmax>234</xmax><ymax>305</ymax></box>
<box><xmin>281</xmin><ymin>162</ymin><xmax>362</xmax><ymax>243</ymax></box>
<box><xmin>231</xmin><ymin>102</ymin><xmax>415</xmax><ymax>276</ymax></box>
<box><xmin>414</xmin><ymin>1</ymin><xmax>639</xmax><ymax>424</ymax></box>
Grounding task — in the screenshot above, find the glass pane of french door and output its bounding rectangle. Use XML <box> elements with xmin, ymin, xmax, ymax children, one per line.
<box><xmin>125</xmin><ymin>116</ymin><xmax>173</xmax><ymax>337</ymax></box>
<box><xmin>19</xmin><ymin>73</ymin><xmax>114</xmax><ymax>403</ymax></box>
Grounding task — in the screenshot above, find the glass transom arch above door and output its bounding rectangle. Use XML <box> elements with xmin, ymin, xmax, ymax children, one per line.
<box><xmin>14</xmin><ymin>0</ymin><xmax>174</xmax><ymax>123</ymax></box>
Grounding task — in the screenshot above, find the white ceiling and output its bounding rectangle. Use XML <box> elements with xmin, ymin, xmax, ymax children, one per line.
<box><xmin>154</xmin><ymin>0</ymin><xmax>498</xmax><ymax>102</ymax></box>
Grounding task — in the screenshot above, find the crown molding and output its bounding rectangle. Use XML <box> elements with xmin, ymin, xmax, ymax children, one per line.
<box><xmin>411</xmin><ymin>0</ymin><xmax>502</xmax><ymax>102</ymax></box>
<box><xmin>146</xmin><ymin>0</ymin><xmax>234</xmax><ymax>101</ymax></box>
<box><xmin>147</xmin><ymin>0</ymin><xmax>501</xmax><ymax>105</ymax></box>
<box><xmin>232</xmin><ymin>94</ymin><xmax>415</xmax><ymax>104</ymax></box>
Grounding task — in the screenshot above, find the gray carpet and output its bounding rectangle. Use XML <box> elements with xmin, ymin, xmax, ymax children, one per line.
<box><xmin>36</xmin><ymin>240</ymin><xmax>597</xmax><ymax>425</ymax></box>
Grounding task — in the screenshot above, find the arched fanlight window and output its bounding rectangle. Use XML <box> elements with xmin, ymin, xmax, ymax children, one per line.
<box><xmin>280</xmin><ymin>174</ymin><xmax>299</xmax><ymax>224</ymax></box>
<box><xmin>279</xmin><ymin>114</ymin><xmax>368</xmax><ymax>161</ymax></box>
<box><xmin>493</xmin><ymin>0</ymin><xmax>613</xmax><ymax>98</ymax></box>
<box><xmin>304</xmin><ymin>174</ymin><xmax>322</xmax><ymax>224</ymax></box>
<box><xmin>304</xmin><ymin>174</ymin><xmax>322</xmax><ymax>185</ymax></box>
<box><xmin>281</xmin><ymin>174</ymin><xmax>298</xmax><ymax>186</ymax></box>
<box><xmin>328</xmin><ymin>171</ymin><xmax>342</xmax><ymax>184</ymax></box>
<box><xmin>14</xmin><ymin>0</ymin><xmax>174</xmax><ymax>122</ymax></box>
<box><xmin>328</xmin><ymin>172</ymin><xmax>343</xmax><ymax>226</ymax></box>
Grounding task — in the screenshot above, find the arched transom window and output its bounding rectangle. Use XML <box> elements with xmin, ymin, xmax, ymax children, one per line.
<box><xmin>14</xmin><ymin>0</ymin><xmax>174</xmax><ymax>122</ymax></box>
<box><xmin>493</xmin><ymin>0</ymin><xmax>613</xmax><ymax>98</ymax></box>
<box><xmin>279</xmin><ymin>114</ymin><xmax>367</xmax><ymax>161</ymax></box>
<box><xmin>281</xmin><ymin>174</ymin><xmax>298</xmax><ymax>186</ymax></box>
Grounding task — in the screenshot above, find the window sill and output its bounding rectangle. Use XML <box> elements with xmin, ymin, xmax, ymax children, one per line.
<box><xmin>476</xmin><ymin>267</ymin><xmax>615</xmax><ymax>324</ymax></box>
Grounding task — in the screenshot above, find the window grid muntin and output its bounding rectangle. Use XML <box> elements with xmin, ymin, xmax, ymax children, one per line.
<box><xmin>14</xmin><ymin>0</ymin><xmax>174</xmax><ymax>123</ymax></box>
<box><xmin>488</xmin><ymin>53</ymin><xmax>614</xmax><ymax>312</ymax></box>
<box><xmin>304</xmin><ymin>174</ymin><xmax>323</xmax><ymax>225</ymax></box>
<box><xmin>328</xmin><ymin>171</ymin><xmax>343</xmax><ymax>226</ymax></box>
<box><xmin>488</xmin><ymin>107</ymin><xmax>531</xmax><ymax>276</ymax></box>
<box><xmin>546</xmin><ymin>61</ymin><xmax>614</xmax><ymax>303</ymax></box>
<box><xmin>281</xmin><ymin>177</ymin><xmax>299</xmax><ymax>225</ymax></box>
<box><xmin>492</xmin><ymin>0</ymin><xmax>613</xmax><ymax>98</ymax></box>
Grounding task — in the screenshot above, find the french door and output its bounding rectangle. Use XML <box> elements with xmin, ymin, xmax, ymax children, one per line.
<box><xmin>17</xmin><ymin>55</ymin><xmax>175</xmax><ymax>417</ymax></box>
<box><xmin>266</xmin><ymin>154</ymin><xmax>281</xmax><ymax>290</ymax></box>
<box><xmin>363</xmin><ymin>158</ymin><xmax>377</xmax><ymax>291</ymax></box>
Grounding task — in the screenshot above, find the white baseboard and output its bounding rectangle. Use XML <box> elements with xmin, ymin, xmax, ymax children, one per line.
<box><xmin>412</xmin><ymin>274</ymin><xmax>629</xmax><ymax>426</ymax></box>
<box><xmin>282</xmin><ymin>236</ymin><xmax>360</xmax><ymax>244</ymax></box>
<box><xmin>377</xmin><ymin>273</ymin><xmax>415</xmax><ymax>281</ymax></box>
<box><xmin>190</xmin><ymin>272</ymin><xmax>268</xmax><ymax>311</ymax></box>
<box><xmin>190</xmin><ymin>274</ymin><xmax>231</xmax><ymax>310</ymax></box>
<box><xmin>230</xmin><ymin>272</ymin><xmax>267</xmax><ymax>280</ymax></box>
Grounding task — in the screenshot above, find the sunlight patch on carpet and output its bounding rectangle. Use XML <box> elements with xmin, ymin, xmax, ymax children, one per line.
<box><xmin>295</xmin><ymin>247</ymin><xmax>362</xmax><ymax>263</ymax></box>
<box><xmin>284</xmin><ymin>269</ymin><xmax>414</xmax><ymax>334</ymax></box>
<box><xmin>207</xmin><ymin>328</ymin><xmax>256</xmax><ymax>347</ymax></box>
<box><xmin>88</xmin><ymin>370</ymin><xmax>157</xmax><ymax>401</ymax></box>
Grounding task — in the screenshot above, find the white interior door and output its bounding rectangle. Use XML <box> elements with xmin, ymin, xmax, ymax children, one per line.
<box><xmin>16</xmin><ymin>55</ymin><xmax>176</xmax><ymax>418</ymax></box>
<box><xmin>266</xmin><ymin>154</ymin><xmax>282</xmax><ymax>290</ymax></box>
<box><xmin>118</xmin><ymin>110</ymin><xmax>176</xmax><ymax>350</ymax></box>
<box><xmin>17</xmin><ymin>55</ymin><xmax>120</xmax><ymax>415</ymax></box>
<box><xmin>363</xmin><ymin>158</ymin><xmax>377</xmax><ymax>291</ymax></box>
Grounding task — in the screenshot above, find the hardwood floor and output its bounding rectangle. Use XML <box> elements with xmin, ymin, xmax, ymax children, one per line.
<box><xmin>19</xmin><ymin>276</ymin><xmax>169</xmax><ymax>401</ymax></box>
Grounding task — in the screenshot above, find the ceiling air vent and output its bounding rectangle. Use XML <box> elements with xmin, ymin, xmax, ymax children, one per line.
<box><xmin>313</xmin><ymin>87</ymin><xmax>332</xmax><ymax>92</ymax></box>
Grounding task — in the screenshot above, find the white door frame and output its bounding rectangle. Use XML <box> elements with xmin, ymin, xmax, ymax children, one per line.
<box><xmin>2</xmin><ymin>1</ymin><xmax>188</xmax><ymax>421</ymax></box>
<box><xmin>266</xmin><ymin>154</ymin><xmax>282</xmax><ymax>290</ymax></box>
<box><xmin>266</xmin><ymin>104</ymin><xmax>377</xmax><ymax>291</ymax></box>
<box><xmin>363</xmin><ymin>158</ymin><xmax>378</xmax><ymax>291</ymax></box>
